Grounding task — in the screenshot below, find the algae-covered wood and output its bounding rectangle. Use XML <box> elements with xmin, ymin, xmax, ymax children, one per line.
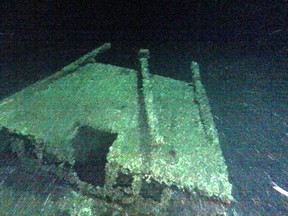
<box><xmin>145</xmin><ymin>75</ymin><xmax>232</xmax><ymax>200</ymax></box>
<box><xmin>0</xmin><ymin>63</ymin><xmax>141</xmax><ymax>164</ymax></box>
<box><xmin>0</xmin><ymin>44</ymin><xmax>233</xmax><ymax>206</ymax></box>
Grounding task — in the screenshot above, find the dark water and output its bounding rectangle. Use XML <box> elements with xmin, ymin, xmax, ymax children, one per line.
<box><xmin>0</xmin><ymin>34</ymin><xmax>287</xmax><ymax>215</ymax></box>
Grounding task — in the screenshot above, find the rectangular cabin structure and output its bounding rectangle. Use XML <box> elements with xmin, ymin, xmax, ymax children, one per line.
<box><xmin>0</xmin><ymin>43</ymin><xmax>233</xmax><ymax>215</ymax></box>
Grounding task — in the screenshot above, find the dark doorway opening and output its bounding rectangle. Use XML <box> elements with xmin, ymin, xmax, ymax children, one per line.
<box><xmin>72</xmin><ymin>126</ymin><xmax>117</xmax><ymax>187</ymax></box>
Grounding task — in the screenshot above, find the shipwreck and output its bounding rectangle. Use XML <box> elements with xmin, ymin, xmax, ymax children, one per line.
<box><xmin>0</xmin><ymin>43</ymin><xmax>234</xmax><ymax>215</ymax></box>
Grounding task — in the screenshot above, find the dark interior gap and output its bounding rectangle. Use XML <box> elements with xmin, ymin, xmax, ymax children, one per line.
<box><xmin>71</xmin><ymin>125</ymin><xmax>117</xmax><ymax>187</ymax></box>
